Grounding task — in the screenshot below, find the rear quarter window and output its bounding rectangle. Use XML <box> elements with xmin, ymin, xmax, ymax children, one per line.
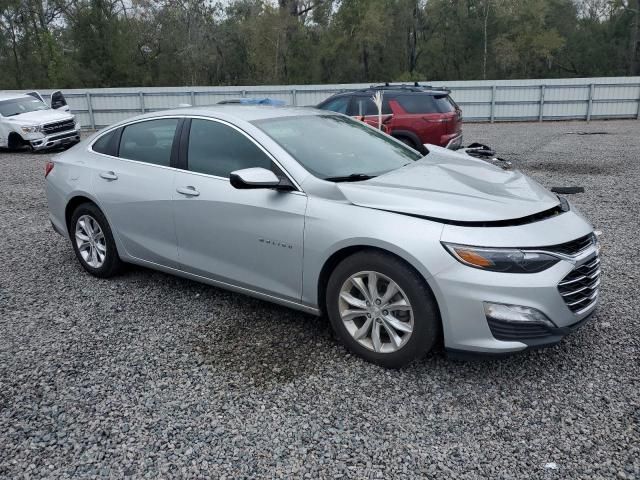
<box><xmin>397</xmin><ymin>94</ymin><xmax>455</xmax><ymax>114</ymax></box>
<box><xmin>91</xmin><ymin>128</ymin><xmax>120</xmax><ymax>156</ymax></box>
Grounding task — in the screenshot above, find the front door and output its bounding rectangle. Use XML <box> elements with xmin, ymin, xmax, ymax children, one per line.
<box><xmin>173</xmin><ymin>118</ymin><xmax>307</xmax><ymax>302</ymax></box>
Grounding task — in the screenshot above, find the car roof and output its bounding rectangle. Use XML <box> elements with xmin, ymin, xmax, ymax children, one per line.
<box><xmin>121</xmin><ymin>105</ymin><xmax>330</xmax><ymax>124</ymax></box>
<box><xmin>0</xmin><ymin>93</ymin><xmax>31</xmax><ymax>102</ymax></box>
<box><xmin>323</xmin><ymin>86</ymin><xmax>450</xmax><ymax>100</ymax></box>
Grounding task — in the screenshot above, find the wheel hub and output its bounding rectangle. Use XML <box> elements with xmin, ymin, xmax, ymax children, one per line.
<box><xmin>338</xmin><ymin>271</ymin><xmax>414</xmax><ymax>354</ymax></box>
<box><xmin>75</xmin><ymin>214</ymin><xmax>107</xmax><ymax>269</ymax></box>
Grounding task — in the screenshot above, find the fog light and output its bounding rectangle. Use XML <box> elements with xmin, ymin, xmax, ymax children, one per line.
<box><xmin>483</xmin><ymin>302</ymin><xmax>556</xmax><ymax>328</ymax></box>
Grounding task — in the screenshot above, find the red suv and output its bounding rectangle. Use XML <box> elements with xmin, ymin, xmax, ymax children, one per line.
<box><xmin>316</xmin><ymin>84</ymin><xmax>463</xmax><ymax>152</ymax></box>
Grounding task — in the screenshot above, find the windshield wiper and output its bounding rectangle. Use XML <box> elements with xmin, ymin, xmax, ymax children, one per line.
<box><xmin>324</xmin><ymin>173</ymin><xmax>377</xmax><ymax>182</ymax></box>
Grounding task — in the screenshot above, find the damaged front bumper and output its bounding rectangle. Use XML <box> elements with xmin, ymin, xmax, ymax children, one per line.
<box><xmin>30</xmin><ymin>129</ymin><xmax>81</xmax><ymax>151</ymax></box>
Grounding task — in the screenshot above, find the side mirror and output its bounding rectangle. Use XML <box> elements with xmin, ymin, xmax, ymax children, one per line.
<box><xmin>230</xmin><ymin>167</ymin><xmax>286</xmax><ymax>190</ymax></box>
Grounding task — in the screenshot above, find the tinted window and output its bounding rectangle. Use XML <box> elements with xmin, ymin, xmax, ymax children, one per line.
<box><xmin>396</xmin><ymin>94</ymin><xmax>455</xmax><ymax>114</ymax></box>
<box><xmin>352</xmin><ymin>96</ymin><xmax>392</xmax><ymax>116</ymax></box>
<box><xmin>119</xmin><ymin>119</ymin><xmax>179</xmax><ymax>166</ymax></box>
<box><xmin>92</xmin><ymin>129</ymin><xmax>120</xmax><ymax>156</ymax></box>
<box><xmin>253</xmin><ymin>115</ymin><xmax>421</xmax><ymax>180</ymax></box>
<box><xmin>187</xmin><ymin>119</ymin><xmax>271</xmax><ymax>178</ymax></box>
<box><xmin>319</xmin><ymin>96</ymin><xmax>350</xmax><ymax>114</ymax></box>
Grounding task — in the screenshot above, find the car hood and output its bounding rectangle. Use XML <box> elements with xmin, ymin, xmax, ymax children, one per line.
<box><xmin>6</xmin><ymin>109</ymin><xmax>72</xmax><ymax>126</ymax></box>
<box><xmin>337</xmin><ymin>145</ymin><xmax>559</xmax><ymax>223</ymax></box>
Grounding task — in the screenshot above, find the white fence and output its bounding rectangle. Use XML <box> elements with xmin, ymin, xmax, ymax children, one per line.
<box><xmin>13</xmin><ymin>76</ymin><xmax>640</xmax><ymax>129</ymax></box>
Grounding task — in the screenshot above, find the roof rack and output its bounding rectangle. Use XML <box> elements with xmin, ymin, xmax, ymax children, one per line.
<box><xmin>361</xmin><ymin>82</ymin><xmax>450</xmax><ymax>93</ymax></box>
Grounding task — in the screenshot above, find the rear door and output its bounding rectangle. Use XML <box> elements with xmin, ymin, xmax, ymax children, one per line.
<box><xmin>90</xmin><ymin>117</ymin><xmax>182</xmax><ymax>266</ymax></box>
<box><xmin>172</xmin><ymin>117</ymin><xmax>307</xmax><ymax>301</ymax></box>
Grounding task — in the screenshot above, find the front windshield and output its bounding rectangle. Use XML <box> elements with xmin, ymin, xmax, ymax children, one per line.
<box><xmin>0</xmin><ymin>97</ymin><xmax>49</xmax><ymax>117</ymax></box>
<box><xmin>252</xmin><ymin>114</ymin><xmax>422</xmax><ymax>180</ymax></box>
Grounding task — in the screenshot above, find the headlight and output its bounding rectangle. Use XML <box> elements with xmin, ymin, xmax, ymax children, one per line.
<box><xmin>442</xmin><ymin>243</ymin><xmax>560</xmax><ymax>273</ymax></box>
<box><xmin>21</xmin><ymin>125</ymin><xmax>41</xmax><ymax>133</ymax></box>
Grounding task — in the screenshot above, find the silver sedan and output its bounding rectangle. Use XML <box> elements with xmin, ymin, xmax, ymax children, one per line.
<box><xmin>45</xmin><ymin>106</ymin><xmax>599</xmax><ymax>367</ymax></box>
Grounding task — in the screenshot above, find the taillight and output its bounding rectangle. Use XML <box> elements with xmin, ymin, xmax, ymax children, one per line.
<box><xmin>45</xmin><ymin>161</ymin><xmax>54</xmax><ymax>178</ymax></box>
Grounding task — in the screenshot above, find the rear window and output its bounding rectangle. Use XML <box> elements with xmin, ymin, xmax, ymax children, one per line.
<box><xmin>396</xmin><ymin>94</ymin><xmax>456</xmax><ymax>114</ymax></box>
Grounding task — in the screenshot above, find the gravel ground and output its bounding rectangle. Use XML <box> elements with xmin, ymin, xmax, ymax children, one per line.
<box><xmin>1</xmin><ymin>120</ymin><xmax>638</xmax><ymax>479</ymax></box>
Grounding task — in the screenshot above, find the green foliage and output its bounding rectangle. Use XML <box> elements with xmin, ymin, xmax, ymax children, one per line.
<box><xmin>0</xmin><ymin>0</ymin><xmax>638</xmax><ymax>88</ymax></box>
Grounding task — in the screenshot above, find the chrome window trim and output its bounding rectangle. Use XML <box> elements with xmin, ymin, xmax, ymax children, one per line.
<box><xmin>88</xmin><ymin>114</ymin><xmax>304</xmax><ymax>194</ymax></box>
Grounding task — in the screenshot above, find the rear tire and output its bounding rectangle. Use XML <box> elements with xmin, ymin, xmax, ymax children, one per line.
<box><xmin>326</xmin><ymin>250</ymin><xmax>440</xmax><ymax>368</ymax></box>
<box><xmin>70</xmin><ymin>203</ymin><xmax>123</xmax><ymax>278</ymax></box>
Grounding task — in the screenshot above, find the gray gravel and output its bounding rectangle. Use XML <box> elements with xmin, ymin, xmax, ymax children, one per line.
<box><xmin>1</xmin><ymin>120</ymin><xmax>638</xmax><ymax>479</ymax></box>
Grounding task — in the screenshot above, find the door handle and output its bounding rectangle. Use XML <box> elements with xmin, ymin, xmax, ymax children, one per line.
<box><xmin>99</xmin><ymin>171</ymin><xmax>118</xmax><ymax>181</ymax></box>
<box><xmin>176</xmin><ymin>186</ymin><xmax>200</xmax><ymax>197</ymax></box>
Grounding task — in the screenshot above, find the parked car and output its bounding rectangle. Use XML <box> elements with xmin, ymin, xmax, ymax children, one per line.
<box><xmin>45</xmin><ymin>106</ymin><xmax>599</xmax><ymax>368</ymax></box>
<box><xmin>0</xmin><ymin>91</ymin><xmax>80</xmax><ymax>151</ymax></box>
<box><xmin>317</xmin><ymin>83</ymin><xmax>463</xmax><ymax>152</ymax></box>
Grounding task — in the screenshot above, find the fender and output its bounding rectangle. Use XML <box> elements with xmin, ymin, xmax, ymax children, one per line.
<box><xmin>63</xmin><ymin>190</ymin><xmax>131</xmax><ymax>261</ymax></box>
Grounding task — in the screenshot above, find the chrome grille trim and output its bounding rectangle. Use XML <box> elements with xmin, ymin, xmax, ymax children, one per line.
<box><xmin>558</xmin><ymin>253</ymin><xmax>601</xmax><ymax>314</ymax></box>
<box><xmin>42</xmin><ymin>119</ymin><xmax>76</xmax><ymax>135</ymax></box>
<box><xmin>541</xmin><ymin>233</ymin><xmax>595</xmax><ymax>257</ymax></box>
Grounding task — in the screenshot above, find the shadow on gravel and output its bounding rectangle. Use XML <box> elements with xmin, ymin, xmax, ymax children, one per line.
<box><xmin>192</xmin><ymin>300</ymin><xmax>334</xmax><ymax>388</ymax></box>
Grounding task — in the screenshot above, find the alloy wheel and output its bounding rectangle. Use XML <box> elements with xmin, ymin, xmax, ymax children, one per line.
<box><xmin>338</xmin><ymin>271</ymin><xmax>414</xmax><ymax>353</ymax></box>
<box><xmin>75</xmin><ymin>214</ymin><xmax>107</xmax><ymax>268</ymax></box>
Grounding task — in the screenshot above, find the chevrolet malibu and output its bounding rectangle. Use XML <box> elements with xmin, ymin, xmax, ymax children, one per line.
<box><xmin>45</xmin><ymin>106</ymin><xmax>600</xmax><ymax>367</ymax></box>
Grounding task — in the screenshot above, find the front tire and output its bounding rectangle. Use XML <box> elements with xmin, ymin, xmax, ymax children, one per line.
<box><xmin>70</xmin><ymin>203</ymin><xmax>123</xmax><ymax>278</ymax></box>
<box><xmin>326</xmin><ymin>250</ymin><xmax>440</xmax><ymax>368</ymax></box>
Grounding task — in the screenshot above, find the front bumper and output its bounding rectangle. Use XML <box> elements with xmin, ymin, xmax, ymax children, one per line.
<box><xmin>428</xmin><ymin>216</ymin><xmax>599</xmax><ymax>355</ymax></box>
<box><xmin>427</xmin><ymin>133</ymin><xmax>462</xmax><ymax>151</ymax></box>
<box><xmin>29</xmin><ymin>129</ymin><xmax>81</xmax><ymax>151</ymax></box>
<box><xmin>444</xmin><ymin>133</ymin><xmax>463</xmax><ymax>150</ymax></box>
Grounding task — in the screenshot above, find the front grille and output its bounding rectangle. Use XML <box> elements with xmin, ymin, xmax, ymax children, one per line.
<box><xmin>542</xmin><ymin>234</ymin><xmax>595</xmax><ymax>256</ymax></box>
<box><xmin>49</xmin><ymin>131</ymin><xmax>79</xmax><ymax>141</ymax></box>
<box><xmin>487</xmin><ymin>317</ymin><xmax>552</xmax><ymax>340</ymax></box>
<box><xmin>558</xmin><ymin>254</ymin><xmax>601</xmax><ymax>314</ymax></box>
<box><xmin>42</xmin><ymin>119</ymin><xmax>75</xmax><ymax>135</ymax></box>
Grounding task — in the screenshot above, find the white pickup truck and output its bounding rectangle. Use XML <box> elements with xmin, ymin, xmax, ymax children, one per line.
<box><xmin>0</xmin><ymin>91</ymin><xmax>81</xmax><ymax>151</ymax></box>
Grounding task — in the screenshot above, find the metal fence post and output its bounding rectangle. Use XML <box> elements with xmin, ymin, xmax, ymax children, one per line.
<box><xmin>139</xmin><ymin>92</ymin><xmax>145</xmax><ymax>113</ymax></box>
<box><xmin>85</xmin><ymin>92</ymin><xmax>95</xmax><ymax>130</ymax></box>
<box><xmin>490</xmin><ymin>85</ymin><xmax>496</xmax><ymax>123</ymax></box>
<box><xmin>241</xmin><ymin>90</ymin><xmax>247</xmax><ymax>98</ymax></box>
<box><xmin>586</xmin><ymin>83</ymin><xmax>594</xmax><ymax>121</ymax></box>
<box><xmin>539</xmin><ymin>85</ymin><xmax>545</xmax><ymax>122</ymax></box>
<box><xmin>636</xmin><ymin>84</ymin><xmax>640</xmax><ymax>120</ymax></box>
<box><xmin>291</xmin><ymin>89</ymin><xmax>297</xmax><ymax>106</ymax></box>
<box><xmin>190</xmin><ymin>91</ymin><xmax>195</xmax><ymax>106</ymax></box>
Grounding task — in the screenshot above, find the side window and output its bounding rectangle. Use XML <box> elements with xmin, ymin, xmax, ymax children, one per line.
<box><xmin>397</xmin><ymin>94</ymin><xmax>455</xmax><ymax>114</ymax></box>
<box><xmin>92</xmin><ymin>128</ymin><xmax>120</xmax><ymax>156</ymax></box>
<box><xmin>187</xmin><ymin>119</ymin><xmax>272</xmax><ymax>178</ymax></box>
<box><xmin>319</xmin><ymin>96</ymin><xmax>350</xmax><ymax>114</ymax></box>
<box><xmin>119</xmin><ymin>118</ymin><xmax>179</xmax><ymax>166</ymax></box>
<box><xmin>353</xmin><ymin>96</ymin><xmax>392</xmax><ymax>116</ymax></box>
